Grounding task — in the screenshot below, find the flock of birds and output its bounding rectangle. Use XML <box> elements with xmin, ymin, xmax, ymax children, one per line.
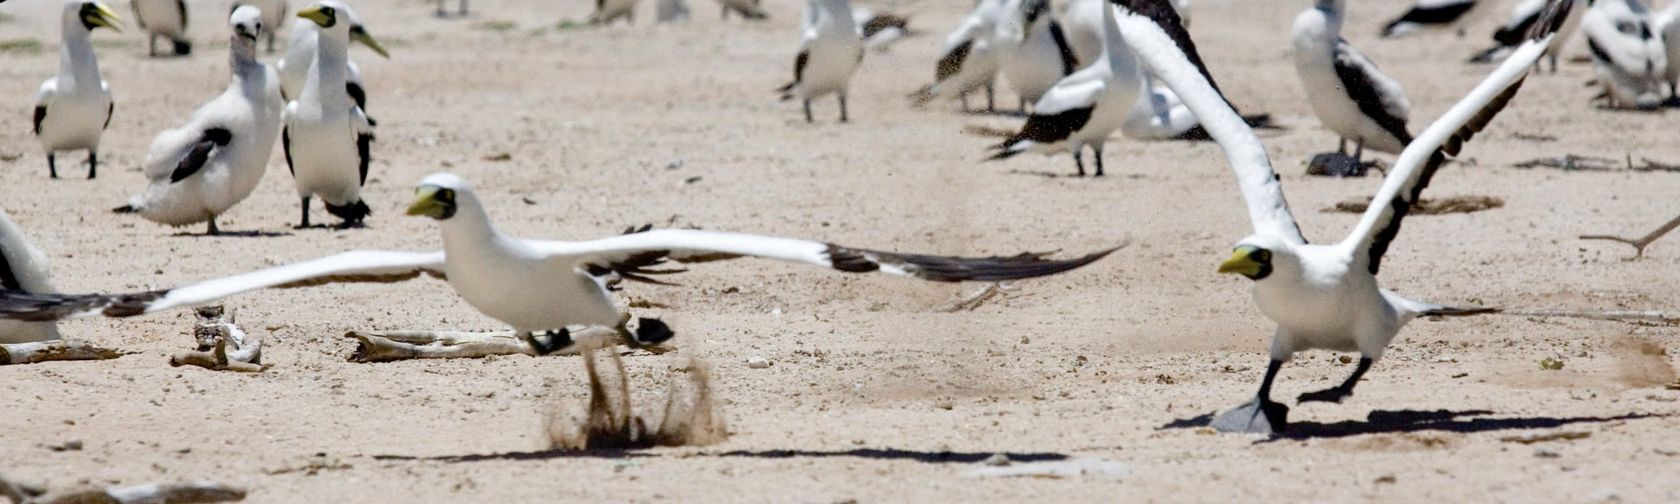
<box><xmin>0</xmin><ymin>0</ymin><xmax>1647</xmax><ymax>437</ymax></box>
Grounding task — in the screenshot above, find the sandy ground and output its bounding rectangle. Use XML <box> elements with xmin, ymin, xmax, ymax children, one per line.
<box><xmin>1</xmin><ymin>0</ymin><xmax>1679</xmax><ymax>501</ymax></box>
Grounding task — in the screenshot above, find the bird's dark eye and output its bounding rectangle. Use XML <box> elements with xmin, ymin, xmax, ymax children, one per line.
<box><xmin>437</xmin><ymin>189</ymin><xmax>456</xmax><ymax>202</ymax></box>
<box><xmin>1253</xmin><ymin>249</ymin><xmax>1271</xmax><ymax>263</ymax></box>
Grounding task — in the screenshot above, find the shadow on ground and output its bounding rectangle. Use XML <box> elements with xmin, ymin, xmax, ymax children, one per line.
<box><xmin>1161</xmin><ymin>408</ymin><xmax>1665</xmax><ymax>442</ymax></box>
<box><xmin>372</xmin><ymin>447</ymin><xmax>1070</xmax><ymax>465</ymax></box>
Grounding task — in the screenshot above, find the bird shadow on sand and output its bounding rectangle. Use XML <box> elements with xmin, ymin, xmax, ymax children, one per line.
<box><xmin>170</xmin><ymin>230</ymin><xmax>293</xmax><ymax>238</ymax></box>
<box><xmin>1160</xmin><ymin>409</ymin><xmax>1665</xmax><ymax>443</ymax></box>
<box><xmin>959</xmin><ymin>108</ymin><xmax>1028</xmax><ymax>119</ymax></box>
<box><xmin>370</xmin><ymin>447</ymin><xmax>1070</xmax><ymax>465</ymax></box>
<box><xmin>1004</xmin><ymin>169</ymin><xmax>1144</xmax><ymax>180</ymax></box>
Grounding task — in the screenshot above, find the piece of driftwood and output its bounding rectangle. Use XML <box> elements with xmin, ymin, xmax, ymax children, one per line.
<box><xmin>343</xmin><ymin>327</ymin><xmax>624</xmax><ymax>363</ymax></box>
<box><xmin>0</xmin><ymin>473</ymin><xmax>244</xmax><ymax>504</ymax></box>
<box><xmin>169</xmin><ymin>306</ymin><xmax>266</xmax><ymax>373</ymax></box>
<box><xmin>1580</xmin><ymin>213</ymin><xmax>1680</xmax><ymax>259</ymax></box>
<box><xmin>1328</xmin><ymin>195</ymin><xmax>1503</xmax><ymax>215</ymax></box>
<box><xmin>0</xmin><ymin>341</ymin><xmax>124</xmax><ymax>366</ymax></box>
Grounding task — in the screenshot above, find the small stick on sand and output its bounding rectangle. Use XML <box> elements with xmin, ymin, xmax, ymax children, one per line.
<box><xmin>1580</xmin><ymin>213</ymin><xmax>1680</xmax><ymax>259</ymax></box>
<box><xmin>0</xmin><ymin>341</ymin><xmax>125</xmax><ymax>366</ymax></box>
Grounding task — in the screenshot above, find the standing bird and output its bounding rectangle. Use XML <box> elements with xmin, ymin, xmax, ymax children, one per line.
<box><xmin>1581</xmin><ymin>0</ymin><xmax>1666</xmax><ymax>109</ymax></box>
<box><xmin>992</xmin><ymin>0</ymin><xmax>1078</xmax><ymax>110</ymax></box>
<box><xmin>234</xmin><ymin>0</ymin><xmax>287</xmax><ymax>52</ymax></box>
<box><xmin>718</xmin><ymin>0</ymin><xmax>768</xmax><ymax>20</ymax></box>
<box><xmin>778</xmin><ymin>0</ymin><xmax>864</xmax><ymax>123</ymax></box>
<box><xmin>132</xmin><ymin>0</ymin><xmax>191</xmax><ymax>56</ymax></box>
<box><xmin>1108</xmin><ymin>0</ymin><xmax>1570</xmax><ymax>435</ymax></box>
<box><xmin>1657</xmin><ymin>0</ymin><xmax>1680</xmax><ymax>100</ymax></box>
<box><xmin>284</xmin><ymin>2</ymin><xmax>381</xmax><ymax>228</ymax></box>
<box><xmin>911</xmin><ymin>0</ymin><xmax>1003</xmax><ymax>112</ymax></box>
<box><xmin>0</xmin><ymin>174</ymin><xmax>1119</xmax><ymax>368</ymax></box>
<box><xmin>1380</xmin><ymin>0</ymin><xmax>1478</xmax><ymax>38</ymax></box>
<box><xmin>33</xmin><ymin>0</ymin><xmax>123</xmax><ymax>180</ymax></box>
<box><xmin>118</xmin><ymin>6</ymin><xmax>285</xmax><ymax>236</ymax></box>
<box><xmin>277</xmin><ymin>6</ymin><xmax>387</xmax><ymax>115</ymax></box>
<box><xmin>987</xmin><ymin>0</ymin><xmax>1139</xmax><ymax>177</ymax></box>
<box><xmin>1470</xmin><ymin>0</ymin><xmax>1589</xmax><ymax>72</ymax></box>
<box><xmin>1293</xmin><ymin>0</ymin><xmax>1412</xmax><ymax>176</ymax></box>
<box><xmin>0</xmin><ymin>209</ymin><xmax>61</xmax><ymax>344</ymax></box>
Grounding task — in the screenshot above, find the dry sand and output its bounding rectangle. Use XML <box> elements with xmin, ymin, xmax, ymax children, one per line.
<box><xmin>1</xmin><ymin>0</ymin><xmax>1678</xmax><ymax>501</ymax></box>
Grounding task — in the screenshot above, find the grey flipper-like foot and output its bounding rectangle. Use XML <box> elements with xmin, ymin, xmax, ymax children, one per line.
<box><xmin>1297</xmin><ymin>356</ymin><xmax>1372</xmax><ymax>404</ymax></box>
<box><xmin>1212</xmin><ymin>397</ymin><xmax>1289</xmax><ymax>434</ymax></box>
<box><xmin>1305</xmin><ymin>152</ymin><xmax>1366</xmax><ymax>177</ymax></box>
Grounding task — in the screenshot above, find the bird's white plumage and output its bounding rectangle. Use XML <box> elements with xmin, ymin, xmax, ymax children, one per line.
<box><xmin>788</xmin><ymin>0</ymin><xmax>864</xmax><ymax>101</ymax></box>
<box><xmin>128</xmin><ymin>7</ymin><xmax>285</xmax><ymax>231</ymax></box>
<box><xmin>1581</xmin><ymin>0</ymin><xmax>1667</xmax><ymax>108</ymax></box>
<box><xmin>1659</xmin><ymin>0</ymin><xmax>1680</xmax><ymax>95</ymax></box>
<box><xmin>236</xmin><ymin>0</ymin><xmax>288</xmax><ymax>39</ymax></box>
<box><xmin>276</xmin><ymin>9</ymin><xmax>369</xmax><ymax>103</ymax></box>
<box><xmin>0</xmin><ymin>209</ymin><xmax>60</xmax><ymax>343</ymax></box>
<box><xmin>35</xmin><ymin>2</ymin><xmax>115</xmax><ymax>160</ymax></box>
<box><xmin>992</xmin><ymin>0</ymin><xmax>1070</xmax><ymax>105</ymax></box>
<box><xmin>1293</xmin><ymin>0</ymin><xmax>1411</xmax><ymax>154</ymax></box>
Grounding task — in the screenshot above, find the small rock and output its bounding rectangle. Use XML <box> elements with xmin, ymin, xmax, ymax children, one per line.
<box><xmin>1338</xmin><ymin>355</ymin><xmax>1353</xmax><ymax>364</ymax></box>
<box><xmin>1535</xmin><ymin>449</ymin><xmax>1561</xmax><ymax>459</ymax></box>
<box><xmin>1019</xmin><ymin>335</ymin><xmax>1030</xmax><ymax>345</ymax></box>
<box><xmin>1375</xmin><ymin>474</ymin><xmax>1397</xmax><ymax>484</ymax></box>
<box><xmin>983</xmin><ymin>453</ymin><xmax>1011</xmax><ymax>466</ymax></box>
<box><xmin>521</xmin><ymin>197</ymin><xmax>538</xmax><ymax>205</ymax></box>
<box><xmin>665</xmin><ymin>159</ymin><xmax>684</xmax><ymax>170</ymax></box>
<box><xmin>746</xmin><ymin>356</ymin><xmax>771</xmax><ymax>369</ymax></box>
<box><xmin>482</xmin><ymin>152</ymin><xmax>512</xmax><ymax>162</ymax></box>
<box><xmin>934</xmin><ymin>399</ymin><xmax>954</xmax><ymax>410</ymax></box>
<box><xmin>49</xmin><ymin>440</ymin><xmax>83</xmax><ymax>452</ymax></box>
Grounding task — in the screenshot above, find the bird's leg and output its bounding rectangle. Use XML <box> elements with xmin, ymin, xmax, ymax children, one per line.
<box><xmin>436</xmin><ymin>0</ymin><xmax>446</xmax><ymax>17</ymax></box>
<box><xmin>985</xmin><ymin>82</ymin><xmax>996</xmax><ymax>112</ymax></box>
<box><xmin>1092</xmin><ymin>145</ymin><xmax>1105</xmax><ymax>177</ymax></box>
<box><xmin>206</xmin><ymin>217</ymin><xmax>220</xmax><ymax>236</ymax></box>
<box><xmin>1297</xmin><ymin>357</ymin><xmax>1373</xmax><ymax>404</ymax></box>
<box><xmin>803</xmin><ymin>99</ymin><xmax>813</xmax><ymax>123</ymax></box>
<box><xmin>838</xmin><ymin>92</ymin><xmax>849</xmax><ymax>123</ymax></box>
<box><xmin>1353</xmin><ymin>141</ymin><xmax>1364</xmax><ymax>165</ymax></box>
<box><xmin>960</xmin><ymin>93</ymin><xmax>970</xmax><ymax>113</ymax></box>
<box><xmin>459</xmin><ymin>0</ymin><xmax>468</xmax><ymax>15</ymax></box>
<box><xmin>1073</xmin><ymin>146</ymin><xmax>1086</xmax><ymax>177</ymax></box>
<box><xmin>1211</xmin><ymin>359</ymin><xmax>1290</xmax><ymax>434</ymax></box>
<box><xmin>296</xmin><ymin>196</ymin><xmax>312</xmax><ymax>228</ymax></box>
<box><xmin>1549</xmin><ymin>53</ymin><xmax>1558</xmax><ymax>74</ymax></box>
<box><xmin>148</xmin><ymin>34</ymin><xmax>157</xmax><ymax>57</ymax></box>
<box><xmin>265</xmin><ymin>31</ymin><xmax>276</xmax><ymax>53</ymax></box>
<box><xmin>86</xmin><ymin>151</ymin><xmax>97</xmax><ymax>179</ymax></box>
<box><xmin>47</xmin><ymin>153</ymin><xmax>57</xmax><ymax>179</ymax></box>
<box><xmin>1338</xmin><ymin>138</ymin><xmax>1347</xmax><ymax>156</ymax></box>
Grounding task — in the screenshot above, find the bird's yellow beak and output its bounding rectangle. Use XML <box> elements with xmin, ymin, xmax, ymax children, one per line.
<box><xmin>406</xmin><ymin>187</ymin><xmax>445</xmax><ymax>218</ymax></box>
<box><xmin>1217</xmin><ymin>246</ymin><xmax>1263</xmax><ymax>277</ymax></box>
<box><xmin>297</xmin><ymin>5</ymin><xmax>333</xmax><ymax>27</ymax></box>
<box><xmin>85</xmin><ymin>2</ymin><xmax>124</xmax><ymax>32</ymax></box>
<box><xmin>350</xmin><ymin>26</ymin><xmax>390</xmax><ymax>58</ymax></box>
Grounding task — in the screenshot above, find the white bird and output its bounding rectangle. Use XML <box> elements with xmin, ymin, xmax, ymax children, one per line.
<box><xmin>1657</xmin><ymin>0</ymin><xmax>1680</xmax><ymax>99</ymax></box>
<box><xmin>0</xmin><ymin>208</ymin><xmax>61</xmax><ymax>344</ymax></box>
<box><xmin>992</xmin><ymin>0</ymin><xmax>1079</xmax><ymax>109</ymax></box>
<box><xmin>590</xmin><ymin>0</ymin><xmax>641</xmax><ymax>25</ymax></box>
<box><xmin>1582</xmin><ymin>0</ymin><xmax>1666</xmax><ymax>109</ymax></box>
<box><xmin>0</xmin><ymin>173</ymin><xmax>1119</xmax><ymax>357</ymax></box>
<box><xmin>277</xmin><ymin>6</ymin><xmax>387</xmax><ymax>114</ymax></box>
<box><xmin>988</xmin><ymin>0</ymin><xmax>1140</xmax><ymax>177</ymax></box>
<box><xmin>233</xmin><ymin>0</ymin><xmax>287</xmax><ymax>52</ymax></box>
<box><xmin>117</xmin><ymin>6</ymin><xmax>285</xmax><ymax>236</ymax></box>
<box><xmin>1470</xmin><ymin>0</ymin><xmax>1588</xmax><ymax>72</ymax></box>
<box><xmin>1294</xmin><ymin>0</ymin><xmax>1412</xmax><ymax>176</ymax></box>
<box><xmin>1380</xmin><ymin>0</ymin><xmax>1478</xmax><ymax>38</ymax></box>
<box><xmin>132</xmin><ymin>0</ymin><xmax>191</xmax><ymax>56</ymax></box>
<box><xmin>284</xmin><ymin>2</ymin><xmax>381</xmax><ymax>228</ymax></box>
<box><xmin>718</xmin><ymin>0</ymin><xmax>768</xmax><ymax>20</ymax></box>
<box><xmin>912</xmin><ymin>0</ymin><xmax>1003</xmax><ymax>112</ymax></box>
<box><xmin>1108</xmin><ymin>0</ymin><xmax>1571</xmax><ymax>434</ymax></box>
<box><xmin>778</xmin><ymin>0</ymin><xmax>864</xmax><ymax>123</ymax></box>
<box><xmin>33</xmin><ymin>0</ymin><xmax>122</xmax><ymax>180</ymax></box>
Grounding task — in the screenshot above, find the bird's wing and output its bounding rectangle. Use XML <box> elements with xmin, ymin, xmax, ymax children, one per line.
<box><xmin>0</xmin><ymin>251</ymin><xmax>446</xmax><ymax>322</ymax></box>
<box><xmin>1382</xmin><ymin>0</ymin><xmax>1477</xmax><ymax>37</ymax></box>
<box><xmin>352</xmin><ymin>107</ymin><xmax>373</xmax><ymax>186</ymax></box>
<box><xmin>1109</xmin><ymin>0</ymin><xmax>1305</xmax><ymax>244</ymax></box>
<box><xmin>169</xmin><ymin>127</ymin><xmax>234</xmax><ymax>183</ymax></box>
<box><xmin>0</xmin><ymin>209</ymin><xmax>53</xmax><ymax>294</ymax></box>
<box><xmin>1494</xmin><ymin>0</ymin><xmax>1547</xmax><ymax>45</ymax></box>
<box><xmin>1030</xmin><ymin>72</ymin><xmax>1105</xmax><ymax>115</ymax></box>
<box><xmin>528</xmin><ymin>228</ymin><xmax>1119</xmax><ymax>284</ymax></box>
<box><xmin>32</xmin><ymin>81</ymin><xmax>53</xmax><ymax>135</ymax></box>
<box><xmin>1332</xmin><ymin>38</ymin><xmax>1412</xmax><ymax>143</ymax></box>
<box><xmin>1340</xmin><ymin>7</ymin><xmax>1565</xmax><ymax>275</ymax></box>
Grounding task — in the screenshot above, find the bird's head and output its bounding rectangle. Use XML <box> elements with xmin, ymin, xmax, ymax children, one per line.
<box><xmin>230</xmin><ymin>6</ymin><xmax>264</xmax><ymax>44</ymax></box>
<box><xmin>1020</xmin><ymin>0</ymin><xmax>1050</xmax><ymax>28</ymax></box>
<box><xmin>299</xmin><ymin>2</ymin><xmax>390</xmax><ymax>58</ymax></box>
<box><xmin>406</xmin><ymin>173</ymin><xmax>474</xmax><ymax>221</ymax></box>
<box><xmin>72</xmin><ymin>0</ymin><xmax>123</xmax><ymax>33</ymax></box>
<box><xmin>1218</xmin><ymin>235</ymin><xmax>1296</xmax><ymax>282</ymax></box>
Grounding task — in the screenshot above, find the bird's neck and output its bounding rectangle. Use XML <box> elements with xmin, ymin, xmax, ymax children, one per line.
<box><xmin>230</xmin><ymin>38</ymin><xmax>264</xmax><ymax>81</ymax></box>
<box><xmin>302</xmin><ymin>34</ymin><xmax>349</xmax><ymax>103</ymax></box>
<box><xmin>58</xmin><ymin>26</ymin><xmax>101</xmax><ymax>90</ymax></box>
<box><xmin>439</xmin><ymin>205</ymin><xmax>503</xmax><ymax>256</ymax></box>
<box><xmin>1315</xmin><ymin>1</ymin><xmax>1345</xmax><ymax>33</ymax></box>
<box><xmin>1097</xmin><ymin>4</ymin><xmax>1134</xmax><ymax>74</ymax></box>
